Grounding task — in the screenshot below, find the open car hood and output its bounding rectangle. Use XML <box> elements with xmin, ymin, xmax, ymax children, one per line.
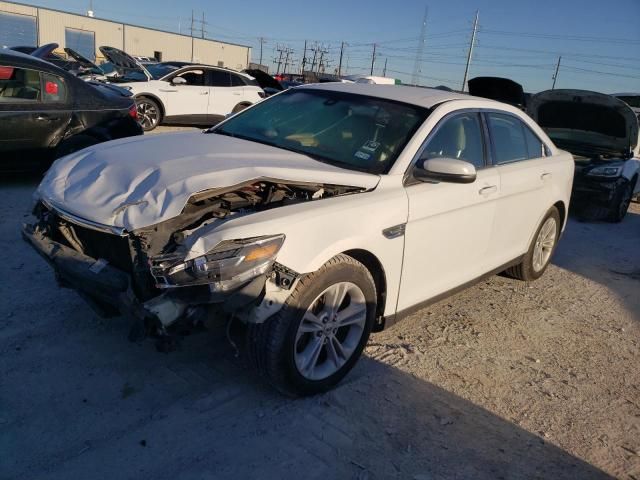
<box><xmin>64</xmin><ymin>47</ymin><xmax>99</xmax><ymax>71</ymax></box>
<box><xmin>468</xmin><ymin>77</ymin><xmax>525</xmax><ymax>108</ymax></box>
<box><xmin>30</xmin><ymin>43</ymin><xmax>58</xmax><ymax>59</ymax></box>
<box><xmin>243</xmin><ymin>69</ymin><xmax>283</xmax><ymax>91</ymax></box>
<box><xmin>99</xmin><ymin>46</ymin><xmax>151</xmax><ymax>81</ymax></box>
<box><xmin>528</xmin><ymin>89</ymin><xmax>639</xmax><ymax>157</ymax></box>
<box><xmin>38</xmin><ymin>131</ymin><xmax>379</xmax><ymax>232</ymax></box>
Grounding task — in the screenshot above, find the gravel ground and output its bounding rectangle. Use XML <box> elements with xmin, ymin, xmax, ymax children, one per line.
<box><xmin>1</xmin><ymin>136</ymin><xmax>639</xmax><ymax>479</ymax></box>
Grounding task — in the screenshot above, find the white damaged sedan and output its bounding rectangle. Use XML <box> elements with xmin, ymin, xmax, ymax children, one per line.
<box><xmin>24</xmin><ymin>83</ymin><xmax>574</xmax><ymax>395</ymax></box>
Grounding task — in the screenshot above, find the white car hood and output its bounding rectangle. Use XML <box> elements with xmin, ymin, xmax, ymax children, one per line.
<box><xmin>38</xmin><ymin>131</ymin><xmax>380</xmax><ymax>231</ymax></box>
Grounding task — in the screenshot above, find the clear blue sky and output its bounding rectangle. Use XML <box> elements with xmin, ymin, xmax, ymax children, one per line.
<box><xmin>20</xmin><ymin>0</ymin><xmax>640</xmax><ymax>92</ymax></box>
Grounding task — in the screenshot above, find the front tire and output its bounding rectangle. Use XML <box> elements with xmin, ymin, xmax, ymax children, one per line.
<box><xmin>505</xmin><ymin>206</ymin><xmax>560</xmax><ymax>281</ymax></box>
<box><xmin>136</xmin><ymin>97</ymin><xmax>162</xmax><ymax>132</ymax></box>
<box><xmin>608</xmin><ymin>179</ymin><xmax>634</xmax><ymax>223</ymax></box>
<box><xmin>246</xmin><ymin>254</ymin><xmax>376</xmax><ymax>396</ymax></box>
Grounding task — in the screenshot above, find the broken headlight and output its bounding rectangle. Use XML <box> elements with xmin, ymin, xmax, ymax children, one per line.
<box><xmin>150</xmin><ymin>234</ymin><xmax>285</xmax><ymax>292</ymax></box>
<box><xmin>587</xmin><ymin>165</ymin><xmax>622</xmax><ymax>177</ymax></box>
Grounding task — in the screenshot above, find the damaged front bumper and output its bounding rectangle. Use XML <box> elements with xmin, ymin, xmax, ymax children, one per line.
<box><xmin>22</xmin><ymin>223</ymin><xmax>272</xmax><ymax>338</ymax></box>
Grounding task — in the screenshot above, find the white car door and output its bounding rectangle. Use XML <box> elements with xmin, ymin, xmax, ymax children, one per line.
<box><xmin>484</xmin><ymin>112</ymin><xmax>559</xmax><ymax>264</ymax></box>
<box><xmin>397</xmin><ymin>111</ymin><xmax>501</xmax><ymax>312</ymax></box>
<box><xmin>162</xmin><ymin>68</ymin><xmax>210</xmax><ymax>118</ymax></box>
<box><xmin>208</xmin><ymin>69</ymin><xmax>244</xmax><ymax>117</ymax></box>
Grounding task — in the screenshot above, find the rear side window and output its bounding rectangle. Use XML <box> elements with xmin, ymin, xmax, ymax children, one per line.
<box><xmin>41</xmin><ymin>73</ymin><xmax>67</xmax><ymax>103</ymax></box>
<box><xmin>523</xmin><ymin>126</ymin><xmax>545</xmax><ymax>159</ymax></box>
<box><xmin>420</xmin><ymin>112</ymin><xmax>485</xmax><ymax>168</ymax></box>
<box><xmin>486</xmin><ymin>113</ymin><xmax>529</xmax><ymax>164</ymax></box>
<box><xmin>0</xmin><ymin>66</ymin><xmax>41</xmax><ymax>102</ymax></box>
<box><xmin>209</xmin><ymin>70</ymin><xmax>231</xmax><ymax>87</ymax></box>
<box><xmin>230</xmin><ymin>74</ymin><xmax>245</xmax><ymax>87</ymax></box>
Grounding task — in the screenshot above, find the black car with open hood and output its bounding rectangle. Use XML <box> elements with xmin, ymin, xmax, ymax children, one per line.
<box><xmin>468</xmin><ymin>76</ymin><xmax>526</xmax><ymax>109</ymax></box>
<box><xmin>0</xmin><ymin>49</ymin><xmax>142</xmax><ymax>170</ymax></box>
<box><xmin>528</xmin><ymin>89</ymin><xmax>640</xmax><ymax>222</ymax></box>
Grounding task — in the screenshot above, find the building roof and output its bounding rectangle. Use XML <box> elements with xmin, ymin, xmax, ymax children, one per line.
<box><xmin>300</xmin><ymin>82</ymin><xmax>477</xmax><ymax>109</ymax></box>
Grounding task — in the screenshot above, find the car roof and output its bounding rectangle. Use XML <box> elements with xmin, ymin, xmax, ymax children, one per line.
<box><xmin>298</xmin><ymin>82</ymin><xmax>480</xmax><ymax>109</ymax></box>
<box><xmin>0</xmin><ymin>48</ymin><xmax>70</xmax><ymax>75</ymax></box>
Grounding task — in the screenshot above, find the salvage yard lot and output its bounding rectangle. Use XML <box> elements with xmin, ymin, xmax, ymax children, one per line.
<box><xmin>1</xmin><ymin>129</ymin><xmax>639</xmax><ymax>479</ymax></box>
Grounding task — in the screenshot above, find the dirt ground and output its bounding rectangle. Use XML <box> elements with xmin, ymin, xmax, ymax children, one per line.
<box><xmin>1</xmin><ymin>132</ymin><xmax>639</xmax><ymax>479</ymax></box>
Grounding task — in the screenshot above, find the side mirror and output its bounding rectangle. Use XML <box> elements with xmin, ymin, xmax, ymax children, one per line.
<box><xmin>414</xmin><ymin>158</ymin><xmax>477</xmax><ymax>184</ymax></box>
<box><xmin>171</xmin><ymin>76</ymin><xmax>187</xmax><ymax>85</ymax></box>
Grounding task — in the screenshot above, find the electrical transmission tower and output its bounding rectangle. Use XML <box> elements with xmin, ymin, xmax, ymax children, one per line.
<box><xmin>411</xmin><ymin>6</ymin><xmax>428</xmax><ymax>85</ymax></box>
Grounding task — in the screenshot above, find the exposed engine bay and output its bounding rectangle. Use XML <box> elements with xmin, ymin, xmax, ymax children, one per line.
<box><xmin>27</xmin><ymin>179</ymin><xmax>365</xmax><ymax>345</ymax></box>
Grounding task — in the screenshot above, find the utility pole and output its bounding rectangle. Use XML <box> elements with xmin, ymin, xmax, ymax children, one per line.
<box><xmin>461</xmin><ymin>10</ymin><xmax>479</xmax><ymax>92</ymax></box>
<box><xmin>190</xmin><ymin>10</ymin><xmax>194</xmax><ymax>37</ymax></box>
<box><xmin>370</xmin><ymin>43</ymin><xmax>376</xmax><ymax>75</ymax></box>
<box><xmin>258</xmin><ymin>37</ymin><xmax>265</xmax><ymax>66</ymax></box>
<box><xmin>383</xmin><ymin>58</ymin><xmax>388</xmax><ymax>76</ymax></box>
<box><xmin>411</xmin><ymin>6</ymin><xmax>428</xmax><ymax>86</ymax></box>
<box><xmin>275</xmin><ymin>45</ymin><xmax>284</xmax><ymax>75</ymax></box>
<box><xmin>337</xmin><ymin>41</ymin><xmax>345</xmax><ymax>77</ymax></box>
<box><xmin>317</xmin><ymin>46</ymin><xmax>326</xmax><ymax>74</ymax></box>
<box><xmin>201</xmin><ymin>12</ymin><xmax>205</xmax><ymax>38</ymax></box>
<box><xmin>552</xmin><ymin>55</ymin><xmax>562</xmax><ymax>89</ymax></box>
<box><xmin>310</xmin><ymin>43</ymin><xmax>319</xmax><ymax>73</ymax></box>
<box><xmin>301</xmin><ymin>40</ymin><xmax>307</xmax><ymax>74</ymax></box>
<box><xmin>283</xmin><ymin>47</ymin><xmax>291</xmax><ymax>74</ymax></box>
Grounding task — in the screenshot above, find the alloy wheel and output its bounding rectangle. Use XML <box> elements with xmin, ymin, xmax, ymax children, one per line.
<box><xmin>532</xmin><ymin>216</ymin><xmax>557</xmax><ymax>272</ymax></box>
<box><xmin>136</xmin><ymin>100</ymin><xmax>159</xmax><ymax>130</ymax></box>
<box><xmin>294</xmin><ymin>282</ymin><xmax>367</xmax><ymax>381</ymax></box>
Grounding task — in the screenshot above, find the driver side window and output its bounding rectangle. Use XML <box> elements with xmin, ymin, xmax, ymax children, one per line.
<box><xmin>420</xmin><ymin>112</ymin><xmax>485</xmax><ymax>168</ymax></box>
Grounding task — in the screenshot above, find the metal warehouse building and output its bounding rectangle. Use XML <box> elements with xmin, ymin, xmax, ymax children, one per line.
<box><xmin>0</xmin><ymin>1</ymin><xmax>251</xmax><ymax>70</ymax></box>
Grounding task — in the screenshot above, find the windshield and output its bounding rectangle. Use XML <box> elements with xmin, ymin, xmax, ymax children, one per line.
<box><xmin>210</xmin><ymin>89</ymin><xmax>429</xmax><ymax>174</ymax></box>
<box><xmin>146</xmin><ymin>63</ymin><xmax>178</xmax><ymax>80</ymax></box>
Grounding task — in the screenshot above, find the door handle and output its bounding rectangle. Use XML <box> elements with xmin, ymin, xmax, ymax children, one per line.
<box><xmin>36</xmin><ymin>115</ymin><xmax>60</xmax><ymax>122</ymax></box>
<box><xmin>200</xmin><ymin>91</ymin><xmax>209</xmax><ymax>95</ymax></box>
<box><xmin>479</xmin><ymin>185</ymin><xmax>497</xmax><ymax>195</ymax></box>
<box><xmin>541</xmin><ymin>172</ymin><xmax>552</xmax><ymax>181</ymax></box>
<box><xmin>233</xmin><ymin>92</ymin><xmax>241</xmax><ymax>95</ymax></box>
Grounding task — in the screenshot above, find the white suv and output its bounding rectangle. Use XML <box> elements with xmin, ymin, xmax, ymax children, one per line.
<box><xmin>24</xmin><ymin>84</ymin><xmax>574</xmax><ymax>395</ymax></box>
<box><xmin>100</xmin><ymin>47</ymin><xmax>264</xmax><ymax>131</ymax></box>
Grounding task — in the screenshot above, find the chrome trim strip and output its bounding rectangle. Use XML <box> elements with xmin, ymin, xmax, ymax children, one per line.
<box><xmin>41</xmin><ymin>199</ymin><xmax>126</xmax><ymax>236</ymax></box>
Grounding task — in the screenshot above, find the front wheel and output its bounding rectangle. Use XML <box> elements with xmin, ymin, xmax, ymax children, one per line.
<box><xmin>608</xmin><ymin>180</ymin><xmax>634</xmax><ymax>223</ymax></box>
<box><xmin>136</xmin><ymin>97</ymin><xmax>161</xmax><ymax>131</ymax></box>
<box><xmin>246</xmin><ymin>254</ymin><xmax>376</xmax><ymax>396</ymax></box>
<box><xmin>505</xmin><ymin>206</ymin><xmax>560</xmax><ymax>281</ymax></box>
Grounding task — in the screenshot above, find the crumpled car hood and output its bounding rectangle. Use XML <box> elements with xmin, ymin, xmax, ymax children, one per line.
<box><xmin>38</xmin><ymin>131</ymin><xmax>380</xmax><ymax>231</ymax></box>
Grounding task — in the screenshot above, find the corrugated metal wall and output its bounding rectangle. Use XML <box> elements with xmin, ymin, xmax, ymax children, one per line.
<box><xmin>124</xmin><ymin>26</ymin><xmax>191</xmax><ymax>61</ymax></box>
<box><xmin>0</xmin><ymin>1</ymin><xmax>250</xmax><ymax>68</ymax></box>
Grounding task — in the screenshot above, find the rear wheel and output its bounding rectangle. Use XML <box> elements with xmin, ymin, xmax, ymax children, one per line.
<box><xmin>232</xmin><ymin>102</ymin><xmax>251</xmax><ymax>114</ymax></box>
<box><xmin>246</xmin><ymin>254</ymin><xmax>376</xmax><ymax>396</ymax></box>
<box><xmin>136</xmin><ymin>97</ymin><xmax>161</xmax><ymax>131</ymax></box>
<box><xmin>505</xmin><ymin>206</ymin><xmax>560</xmax><ymax>281</ymax></box>
<box><xmin>608</xmin><ymin>180</ymin><xmax>634</xmax><ymax>223</ymax></box>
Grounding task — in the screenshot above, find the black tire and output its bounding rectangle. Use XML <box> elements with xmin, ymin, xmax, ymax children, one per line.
<box><xmin>505</xmin><ymin>206</ymin><xmax>561</xmax><ymax>282</ymax></box>
<box><xmin>232</xmin><ymin>102</ymin><xmax>251</xmax><ymax>114</ymax></box>
<box><xmin>608</xmin><ymin>179</ymin><xmax>634</xmax><ymax>223</ymax></box>
<box><xmin>54</xmin><ymin>134</ymin><xmax>97</xmax><ymax>159</ymax></box>
<box><xmin>136</xmin><ymin>96</ymin><xmax>162</xmax><ymax>132</ymax></box>
<box><xmin>246</xmin><ymin>254</ymin><xmax>376</xmax><ymax>396</ymax></box>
